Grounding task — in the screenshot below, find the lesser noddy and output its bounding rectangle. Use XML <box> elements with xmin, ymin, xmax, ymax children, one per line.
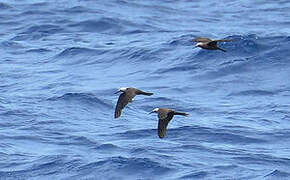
<box><xmin>114</xmin><ymin>87</ymin><xmax>153</xmax><ymax>118</ymax></box>
<box><xmin>193</xmin><ymin>37</ymin><xmax>232</xmax><ymax>52</ymax></box>
<box><xmin>150</xmin><ymin>108</ymin><xmax>189</xmax><ymax>138</ymax></box>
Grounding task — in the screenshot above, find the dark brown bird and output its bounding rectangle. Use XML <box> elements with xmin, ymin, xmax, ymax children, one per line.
<box><xmin>150</xmin><ymin>108</ymin><xmax>189</xmax><ymax>138</ymax></box>
<box><xmin>114</xmin><ymin>87</ymin><xmax>153</xmax><ymax>118</ymax></box>
<box><xmin>194</xmin><ymin>37</ymin><xmax>232</xmax><ymax>52</ymax></box>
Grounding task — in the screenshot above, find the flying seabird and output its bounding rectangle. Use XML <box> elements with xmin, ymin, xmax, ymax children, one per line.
<box><xmin>150</xmin><ymin>108</ymin><xmax>189</xmax><ymax>138</ymax></box>
<box><xmin>193</xmin><ymin>37</ymin><xmax>232</xmax><ymax>52</ymax></box>
<box><xmin>114</xmin><ymin>87</ymin><xmax>153</xmax><ymax>118</ymax></box>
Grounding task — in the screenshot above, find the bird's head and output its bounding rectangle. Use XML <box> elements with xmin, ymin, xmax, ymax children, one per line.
<box><xmin>115</xmin><ymin>87</ymin><xmax>127</xmax><ymax>94</ymax></box>
<box><xmin>149</xmin><ymin>108</ymin><xmax>159</xmax><ymax>114</ymax></box>
<box><xmin>119</xmin><ymin>87</ymin><xmax>127</xmax><ymax>92</ymax></box>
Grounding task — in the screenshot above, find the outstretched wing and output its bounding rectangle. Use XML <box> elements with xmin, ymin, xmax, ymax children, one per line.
<box><xmin>214</xmin><ymin>39</ymin><xmax>232</xmax><ymax>42</ymax></box>
<box><xmin>194</xmin><ymin>37</ymin><xmax>212</xmax><ymax>43</ymax></box>
<box><xmin>135</xmin><ymin>89</ymin><xmax>153</xmax><ymax>96</ymax></box>
<box><xmin>158</xmin><ymin>111</ymin><xmax>174</xmax><ymax>138</ymax></box>
<box><xmin>114</xmin><ymin>93</ymin><xmax>129</xmax><ymax>118</ymax></box>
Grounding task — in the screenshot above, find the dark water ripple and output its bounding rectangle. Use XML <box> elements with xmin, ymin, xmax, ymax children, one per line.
<box><xmin>1</xmin><ymin>0</ymin><xmax>290</xmax><ymax>179</ymax></box>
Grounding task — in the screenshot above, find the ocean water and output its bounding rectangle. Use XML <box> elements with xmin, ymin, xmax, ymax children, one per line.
<box><xmin>1</xmin><ymin>0</ymin><xmax>290</xmax><ymax>179</ymax></box>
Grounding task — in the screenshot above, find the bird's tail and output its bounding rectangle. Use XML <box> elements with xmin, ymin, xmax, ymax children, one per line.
<box><xmin>174</xmin><ymin>112</ymin><xmax>189</xmax><ymax>116</ymax></box>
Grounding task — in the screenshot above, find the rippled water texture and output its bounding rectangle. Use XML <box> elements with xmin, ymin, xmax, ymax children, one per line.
<box><xmin>1</xmin><ymin>0</ymin><xmax>290</xmax><ymax>179</ymax></box>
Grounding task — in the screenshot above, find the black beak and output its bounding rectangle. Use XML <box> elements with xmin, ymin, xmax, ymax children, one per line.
<box><xmin>114</xmin><ymin>91</ymin><xmax>121</xmax><ymax>94</ymax></box>
<box><xmin>149</xmin><ymin>111</ymin><xmax>154</xmax><ymax>114</ymax></box>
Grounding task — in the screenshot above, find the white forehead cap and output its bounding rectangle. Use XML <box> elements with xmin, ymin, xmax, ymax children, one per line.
<box><xmin>153</xmin><ymin>108</ymin><xmax>159</xmax><ymax>112</ymax></box>
<box><xmin>195</xmin><ymin>42</ymin><xmax>203</xmax><ymax>46</ymax></box>
<box><xmin>119</xmin><ymin>87</ymin><xmax>127</xmax><ymax>91</ymax></box>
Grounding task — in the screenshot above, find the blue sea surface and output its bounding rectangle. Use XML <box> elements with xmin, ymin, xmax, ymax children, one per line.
<box><xmin>1</xmin><ymin>0</ymin><xmax>290</xmax><ymax>179</ymax></box>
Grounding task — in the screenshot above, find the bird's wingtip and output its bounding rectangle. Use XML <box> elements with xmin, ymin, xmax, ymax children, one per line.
<box><xmin>158</xmin><ymin>135</ymin><xmax>165</xmax><ymax>139</ymax></box>
<box><xmin>114</xmin><ymin>111</ymin><xmax>121</xmax><ymax>118</ymax></box>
